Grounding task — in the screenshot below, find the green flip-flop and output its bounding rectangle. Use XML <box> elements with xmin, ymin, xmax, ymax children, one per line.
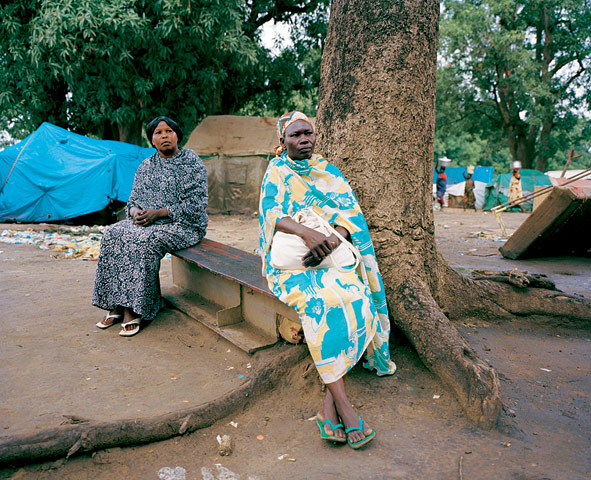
<box><xmin>316</xmin><ymin>417</ymin><xmax>347</xmax><ymax>443</ymax></box>
<box><xmin>345</xmin><ymin>418</ymin><xmax>375</xmax><ymax>449</ymax></box>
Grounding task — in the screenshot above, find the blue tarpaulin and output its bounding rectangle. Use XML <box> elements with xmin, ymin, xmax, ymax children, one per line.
<box><xmin>0</xmin><ymin>123</ymin><xmax>155</xmax><ymax>222</ymax></box>
<box><xmin>432</xmin><ymin>166</ymin><xmax>494</xmax><ymax>185</ymax></box>
<box><xmin>431</xmin><ymin>166</ymin><xmax>495</xmax><ymax>209</ymax></box>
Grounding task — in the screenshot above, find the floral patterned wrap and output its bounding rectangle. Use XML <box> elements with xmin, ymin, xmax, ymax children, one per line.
<box><xmin>508</xmin><ymin>174</ymin><xmax>523</xmax><ymax>203</ymax></box>
<box><xmin>464</xmin><ymin>178</ymin><xmax>476</xmax><ymax>209</ymax></box>
<box><xmin>259</xmin><ymin>151</ymin><xmax>396</xmax><ymax>383</ymax></box>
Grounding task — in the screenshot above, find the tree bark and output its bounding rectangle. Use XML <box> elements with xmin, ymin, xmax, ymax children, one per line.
<box><xmin>315</xmin><ymin>0</ymin><xmax>591</xmax><ymax>429</ymax></box>
<box><xmin>117</xmin><ymin>120</ymin><xmax>143</xmax><ymax>146</ymax></box>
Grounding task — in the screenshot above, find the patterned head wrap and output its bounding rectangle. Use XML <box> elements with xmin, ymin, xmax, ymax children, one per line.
<box><xmin>277</xmin><ymin>111</ymin><xmax>314</xmax><ymax>140</ymax></box>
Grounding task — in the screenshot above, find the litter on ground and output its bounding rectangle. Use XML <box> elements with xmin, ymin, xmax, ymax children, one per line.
<box><xmin>0</xmin><ymin>227</ymin><xmax>104</xmax><ymax>260</ymax></box>
<box><xmin>0</xmin><ymin>227</ymin><xmax>172</xmax><ymax>261</ymax></box>
<box><xmin>468</xmin><ymin>231</ymin><xmax>506</xmax><ymax>242</ymax></box>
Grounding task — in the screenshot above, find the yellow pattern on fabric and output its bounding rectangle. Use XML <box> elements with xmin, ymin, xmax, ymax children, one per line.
<box><xmin>259</xmin><ymin>152</ymin><xmax>396</xmax><ymax>383</ymax></box>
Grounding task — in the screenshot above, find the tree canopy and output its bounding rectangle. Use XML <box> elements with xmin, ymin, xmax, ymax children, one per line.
<box><xmin>0</xmin><ymin>0</ymin><xmax>326</xmax><ymax>146</ymax></box>
<box><xmin>1</xmin><ymin>0</ymin><xmax>590</xmax><ymax>173</ymax></box>
<box><xmin>237</xmin><ymin>2</ymin><xmax>329</xmax><ymax>117</ymax></box>
<box><xmin>437</xmin><ymin>0</ymin><xmax>591</xmax><ymax>172</ymax></box>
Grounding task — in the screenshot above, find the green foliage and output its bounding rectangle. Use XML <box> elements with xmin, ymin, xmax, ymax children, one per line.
<box><xmin>545</xmin><ymin>118</ymin><xmax>591</xmax><ymax>171</ymax></box>
<box><xmin>436</xmin><ymin>0</ymin><xmax>591</xmax><ymax>172</ymax></box>
<box><xmin>5</xmin><ymin>0</ymin><xmax>589</xmax><ymax>173</ymax></box>
<box><xmin>1</xmin><ymin>0</ymin><xmax>257</xmax><ymax>144</ymax></box>
<box><xmin>237</xmin><ymin>1</ymin><xmax>329</xmax><ymax>118</ymax></box>
<box><xmin>435</xmin><ymin>130</ymin><xmax>513</xmax><ymax>172</ymax></box>
<box><xmin>0</xmin><ymin>0</ymin><xmax>328</xmax><ymax>144</ymax></box>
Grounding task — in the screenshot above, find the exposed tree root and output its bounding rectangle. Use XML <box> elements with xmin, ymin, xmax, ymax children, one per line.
<box><xmin>471</xmin><ymin>269</ymin><xmax>557</xmax><ymax>290</ymax></box>
<box><xmin>0</xmin><ymin>345</ymin><xmax>309</xmax><ymax>466</ymax></box>
<box><xmin>439</xmin><ymin>265</ymin><xmax>591</xmax><ymax>327</ymax></box>
<box><xmin>386</xmin><ymin>261</ymin><xmax>591</xmax><ymax>431</ymax></box>
<box><xmin>389</xmin><ymin>275</ymin><xmax>502</xmax><ymax>430</ymax></box>
<box><xmin>483</xmin><ymin>283</ymin><xmax>591</xmax><ymax>323</ymax></box>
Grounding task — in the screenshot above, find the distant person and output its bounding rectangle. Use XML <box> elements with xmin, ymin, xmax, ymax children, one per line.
<box><xmin>259</xmin><ymin>112</ymin><xmax>396</xmax><ymax>449</ymax></box>
<box><xmin>508</xmin><ymin>168</ymin><xmax>525</xmax><ymax>212</ymax></box>
<box><xmin>463</xmin><ymin>168</ymin><xmax>476</xmax><ymax>210</ymax></box>
<box><xmin>435</xmin><ymin>165</ymin><xmax>447</xmax><ymax>209</ymax></box>
<box><xmin>92</xmin><ymin>116</ymin><xmax>208</xmax><ymax>336</ymax></box>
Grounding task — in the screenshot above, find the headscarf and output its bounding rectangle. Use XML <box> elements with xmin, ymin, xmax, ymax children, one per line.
<box><xmin>146</xmin><ymin>116</ymin><xmax>183</xmax><ymax>146</ymax></box>
<box><xmin>276</xmin><ymin>111</ymin><xmax>313</xmax><ymax>140</ymax></box>
<box><xmin>275</xmin><ymin>111</ymin><xmax>314</xmax><ymax>156</ymax></box>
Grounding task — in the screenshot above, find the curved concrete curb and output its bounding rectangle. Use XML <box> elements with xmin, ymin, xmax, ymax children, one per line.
<box><xmin>0</xmin><ymin>346</ymin><xmax>308</xmax><ymax>466</ymax></box>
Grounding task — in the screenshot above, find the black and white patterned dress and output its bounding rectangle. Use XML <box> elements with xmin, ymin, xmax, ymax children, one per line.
<box><xmin>92</xmin><ymin>148</ymin><xmax>208</xmax><ymax>321</ymax></box>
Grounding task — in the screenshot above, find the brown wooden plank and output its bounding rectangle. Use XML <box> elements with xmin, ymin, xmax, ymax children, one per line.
<box><xmin>500</xmin><ymin>186</ymin><xmax>591</xmax><ymax>259</ymax></box>
<box><xmin>172</xmin><ymin>238</ymin><xmax>273</xmax><ymax>296</ymax></box>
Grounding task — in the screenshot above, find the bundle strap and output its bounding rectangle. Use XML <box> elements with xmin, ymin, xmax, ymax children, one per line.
<box><xmin>0</xmin><ymin>134</ymin><xmax>34</xmax><ymax>196</ymax></box>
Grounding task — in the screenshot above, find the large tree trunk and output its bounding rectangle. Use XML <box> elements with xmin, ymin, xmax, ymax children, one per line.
<box><xmin>316</xmin><ymin>0</ymin><xmax>591</xmax><ymax>429</ymax></box>
<box><xmin>535</xmin><ymin>115</ymin><xmax>553</xmax><ymax>172</ymax></box>
<box><xmin>507</xmin><ymin>124</ymin><xmax>537</xmax><ymax>170</ymax></box>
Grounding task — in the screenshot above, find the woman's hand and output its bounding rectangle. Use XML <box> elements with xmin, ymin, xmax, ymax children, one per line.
<box><xmin>302</xmin><ymin>228</ymin><xmax>350</xmax><ymax>267</ymax></box>
<box><xmin>129</xmin><ymin>206</ymin><xmax>141</xmax><ymax>219</ymax></box>
<box><xmin>301</xmin><ymin>228</ymin><xmax>336</xmax><ymax>267</ymax></box>
<box><xmin>275</xmin><ymin>217</ymin><xmax>350</xmax><ymax>268</ymax></box>
<box><xmin>133</xmin><ymin>208</ymin><xmax>167</xmax><ymax>227</ymax></box>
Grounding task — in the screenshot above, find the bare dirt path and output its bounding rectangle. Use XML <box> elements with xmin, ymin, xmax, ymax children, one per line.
<box><xmin>1</xmin><ymin>210</ymin><xmax>590</xmax><ymax>479</ymax></box>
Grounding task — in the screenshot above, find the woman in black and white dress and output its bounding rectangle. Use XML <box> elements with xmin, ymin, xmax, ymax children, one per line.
<box><xmin>92</xmin><ymin>116</ymin><xmax>208</xmax><ymax>336</ymax></box>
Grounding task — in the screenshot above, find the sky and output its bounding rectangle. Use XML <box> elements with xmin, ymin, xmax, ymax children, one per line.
<box><xmin>260</xmin><ymin>20</ymin><xmax>292</xmax><ymax>55</ymax></box>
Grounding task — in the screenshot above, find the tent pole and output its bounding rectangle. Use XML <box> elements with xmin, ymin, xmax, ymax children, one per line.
<box><xmin>0</xmin><ymin>134</ymin><xmax>34</xmax><ymax>196</ymax></box>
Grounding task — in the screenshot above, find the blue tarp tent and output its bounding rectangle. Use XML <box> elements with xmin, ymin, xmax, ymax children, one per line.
<box><xmin>432</xmin><ymin>166</ymin><xmax>494</xmax><ymax>185</ymax></box>
<box><xmin>432</xmin><ymin>166</ymin><xmax>494</xmax><ymax>209</ymax></box>
<box><xmin>0</xmin><ymin>123</ymin><xmax>155</xmax><ymax>222</ymax></box>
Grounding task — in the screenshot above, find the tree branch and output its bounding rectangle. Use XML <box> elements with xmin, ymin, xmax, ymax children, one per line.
<box><xmin>244</xmin><ymin>0</ymin><xmax>321</xmax><ymax>38</ymax></box>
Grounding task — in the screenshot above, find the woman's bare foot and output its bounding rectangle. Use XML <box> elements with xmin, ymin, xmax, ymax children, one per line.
<box><xmin>120</xmin><ymin>308</ymin><xmax>142</xmax><ymax>335</ymax></box>
<box><xmin>326</xmin><ymin>378</ymin><xmax>373</xmax><ymax>445</ymax></box>
<box><xmin>317</xmin><ymin>390</ymin><xmax>346</xmax><ymax>441</ymax></box>
<box><xmin>338</xmin><ymin>404</ymin><xmax>373</xmax><ymax>445</ymax></box>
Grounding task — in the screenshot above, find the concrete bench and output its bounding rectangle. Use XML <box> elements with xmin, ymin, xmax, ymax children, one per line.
<box><xmin>162</xmin><ymin>239</ymin><xmax>299</xmax><ymax>353</ymax></box>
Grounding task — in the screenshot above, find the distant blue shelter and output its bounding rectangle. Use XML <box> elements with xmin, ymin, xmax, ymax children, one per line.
<box><xmin>432</xmin><ymin>166</ymin><xmax>495</xmax><ymax>209</ymax></box>
<box><xmin>432</xmin><ymin>166</ymin><xmax>494</xmax><ymax>185</ymax></box>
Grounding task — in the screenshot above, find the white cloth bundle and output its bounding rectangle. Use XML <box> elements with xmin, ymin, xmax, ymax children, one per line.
<box><xmin>270</xmin><ymin>209</ymin><xmax>359</xmax><ymax>271</ymax></box>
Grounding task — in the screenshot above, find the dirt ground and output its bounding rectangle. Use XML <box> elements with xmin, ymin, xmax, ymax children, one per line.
<box><xmin>1</xmin><ymin>209</ymin><xmax>590</xmax><ymax>480</ymax></box>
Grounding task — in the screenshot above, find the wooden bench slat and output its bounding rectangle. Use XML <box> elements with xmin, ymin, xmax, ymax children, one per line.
<box><xmin>172</xmin><ymin>238</ymin><xmax>273</xmax><ymax>297</ymax></box>
<box><xmin>168</xmin><ymin>238</ymin><xmax>301</xmax><ymax>353</ymax></box>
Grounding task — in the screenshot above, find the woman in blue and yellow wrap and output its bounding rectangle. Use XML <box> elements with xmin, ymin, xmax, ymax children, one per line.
<box><xmin>258</xmin><ymin>112</ymin><xmax>396</xmax><ymax>449</ymax></box>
